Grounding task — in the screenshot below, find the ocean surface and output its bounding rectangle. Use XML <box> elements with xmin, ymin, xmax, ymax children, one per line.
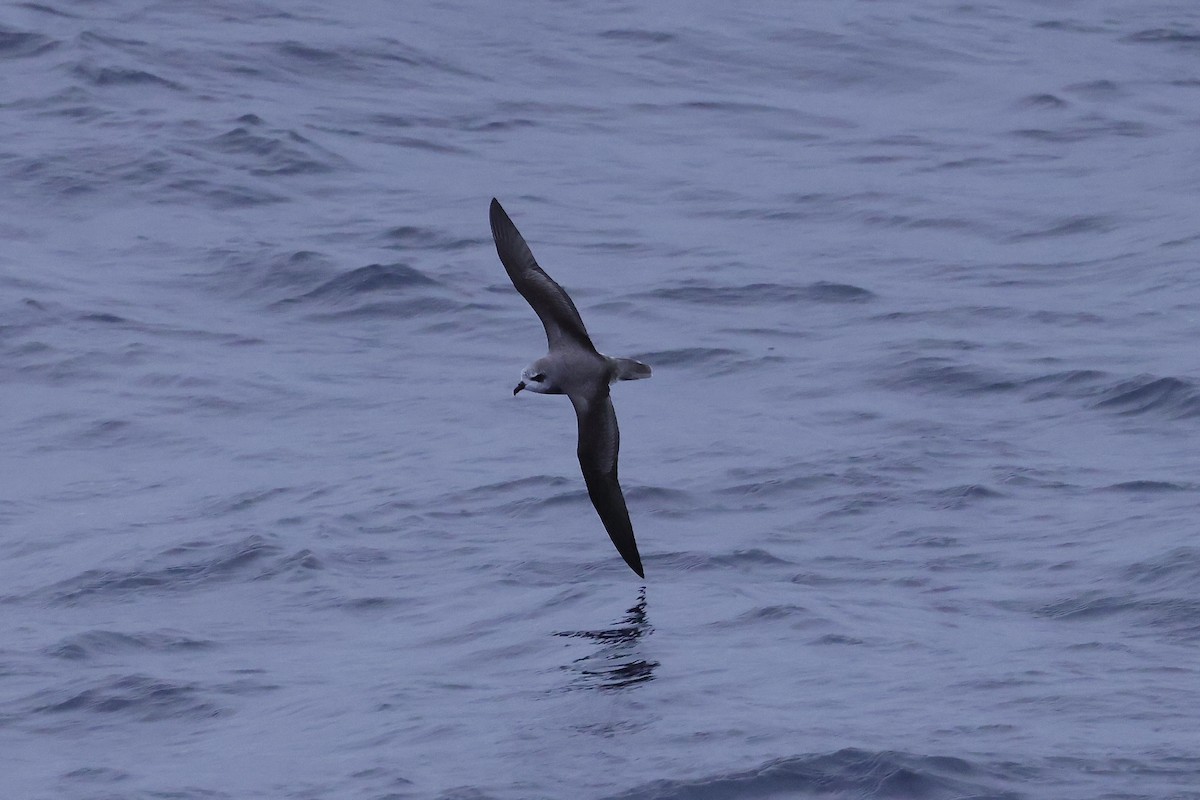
<box><xmin>3</xmin><ymin>1</ymin><xmax>1200</xmax><ymax>798</ymax></box>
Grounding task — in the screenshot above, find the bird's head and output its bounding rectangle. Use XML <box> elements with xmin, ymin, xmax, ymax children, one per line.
<box><xmin>514</xmin><ymin>362</ymin><xmax>553</xmax><ymax>395</ymax></box>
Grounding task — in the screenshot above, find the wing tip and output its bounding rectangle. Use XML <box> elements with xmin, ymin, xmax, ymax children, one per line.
<box><xmin>489</xmin><ymin>197</ymin><xmax>507</xmax><ymax>225</ymax></box>
<box><xmin>616</xmin><ymin>536</ymin><xmax>645</xmax><ymax>578</ymax></box>
<box><xmin>489</xmin><ymin>197</ymin><xmax>517</xmax><ymax>246</ymax></box>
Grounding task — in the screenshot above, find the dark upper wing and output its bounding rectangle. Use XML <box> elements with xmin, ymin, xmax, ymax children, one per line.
<box><xmin>489</xmin><ymin>198</ymin><xmax>596</xmax><ymax>353</ymax></box>
<box><xmin>570</xmin><ymin>388</ymin><xmax>645</xmax><ymax>578</ymax></box>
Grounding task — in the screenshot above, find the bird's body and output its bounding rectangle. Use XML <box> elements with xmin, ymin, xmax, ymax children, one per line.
<box><xmin>489</xmin><ymin>198</ymin><xmax>651</xmax><ymax>578</ymax></box>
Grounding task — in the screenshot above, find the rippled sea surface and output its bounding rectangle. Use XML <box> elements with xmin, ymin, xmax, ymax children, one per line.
<box><xmin>4</xmin><ymin>1</ymin><xmax>1200</xmax><ymax>798</ymax></box>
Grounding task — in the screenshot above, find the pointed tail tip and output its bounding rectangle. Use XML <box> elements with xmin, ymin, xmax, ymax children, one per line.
<box><xmin>614</xmin><ymin>358</ymin><xmax>652</xmax><ymax>381</ymax></box>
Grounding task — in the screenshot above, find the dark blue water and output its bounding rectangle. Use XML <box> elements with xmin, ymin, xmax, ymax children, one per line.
<box><xmin>4</xmin><ymin>1</ymin><xmax>1200</xmax><ymax>798</ymax></box>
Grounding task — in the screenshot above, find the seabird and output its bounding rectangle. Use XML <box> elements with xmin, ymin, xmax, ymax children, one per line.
<box><xmin>489</xmin><ymin>198</ymin><xmax>651</xmax><ymax>578</ymax></box>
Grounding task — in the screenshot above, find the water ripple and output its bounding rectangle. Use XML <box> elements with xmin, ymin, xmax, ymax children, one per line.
<box><xmin>609</xmin><ymin>749</ymin><xmax>1021</xmax><ymax>800</ymax></box>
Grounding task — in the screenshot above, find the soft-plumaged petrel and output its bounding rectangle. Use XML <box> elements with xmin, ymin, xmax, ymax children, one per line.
<box><xmin>489</xmin><ymin>198</ymin><xmax>651</xmax><ymax>578</ymax></box>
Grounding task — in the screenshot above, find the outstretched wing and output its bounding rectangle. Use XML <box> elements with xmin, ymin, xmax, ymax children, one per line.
<box><xmin>489</xmin><ymin>198</ymin><xmax>596</xmax><ymax>353</ymax></box>
<box><xmin>570</xmin><ymin>388</ymin><xmax>645</xmax><ymax>578</ymax></box>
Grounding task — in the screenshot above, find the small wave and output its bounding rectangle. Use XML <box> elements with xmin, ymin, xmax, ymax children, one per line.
<box><xmin>26</xmin><ymin>674</ymin><xmax>223</xmax><ymax>723</ymax></box>
<box><xmin>718</xmin><ymin>473</ymin><xmax>835</xmax><ymax>498</ymax></box>
<box><xmin>380</xmin><ymin>225</ymin><xmax>480</xmax><ymax>251</ymax></box>
<box><xmin>208</xmin><ymin>249</ymin><xmax>334</xmax><ymax>298</ymax></box>
<box><xmin>647</xmin><ymin>281</ymin><xmax>873</xmax><ymax>305</ymax></box>
<box><xmin>289</xmin><ymin>262</ymin><xmax>440</xmax><ymax>302</ymax></box>
<box><xmin>200</xmin><ymin>123</ymin><xmax>345</xmax><ymax>176</ymax></box>
<box><xmin>790</xmin><ymin>570</ymin><xmax>883</xmax><ymax>587</ymax></box>
<box><xmin>1092</xmin><ymin>375</ymin><xmax>1200</xmax><ymax>418</ymax></box>
<box><xmin>1035</xmin><ymin>590</ymin><xmax>1200</xmax><ymax>641</ymax></box>
<box><xmin>743</xmin><ymin>604</ymin><xmax>812</xmax><ymax>622</ymax></box>
<box><xmin>636</xmin><ymin>347</ymin><xmax>784</xmax><ymax>377</ymax></box>
<box><xmin>1026</xmin><ymin>309</ymin><xmax>1103</xmax><ymax>325</ymax></box>
<box><xmin>210</xmin><ymin>249</ymin><xmax>441</xmax><ymax>308</ymax></box>
<box><xmin>1063</xmin><ymin>79</ymin><xmax>1124</xmax><ymax>99</ymax></box>
<box><xmin>69</xmin><ymin>418</ymin><xmax>136</xmax><ymax>447</ymax></box>
<box><xmin>1019</xmin><ymin>369</ymin><xmax>1107</xmax><ymax>399</ymax></box>
<box><xmin>884</xmin><ymin>362</ymin><xmax>1200</xmax><ymax>421</ymax></box>
<box><xmin>1033</xmin><ymin>594</ymin><xmax>1124</xmax><ymax>621</ymax></box>
<box><xmin>273</xmin><ymin>262</ymin><xmax>463</xmax><ymax>319</ymax></box>
<box><xmin>428</xmin><ymin>475</ymin><xmax>580</xmax><ymax>517</ymax></box>
<box><xmin>623</xmin><ymin>485</ymin><xmax>694</xmax><ymax>511</ymax></box>
<box><xmin>4</xmin><ymin>145</ymin><xmax>173</xmax><ymax>202</ymax></box>
<box><xmin>0</xmin><ymin>28</ymin><xmax>58</xmax><ymax>58</ymax></box>
<box><xmin>922</xmin><ymin>484</ymin><xmax>1005</xmax><ymax>509</ymax></box>
<box><xmin>1010</xmin><ymin>121</ymin><xmax>1151</xmax><ymax>144</ymax></box>
<box><xmin>42</xmin><ymin>535</ymin><xmax>293</xmax><ymax>603</ymax></box>
<box><xmin>1008</xmin><ymin>215</ymin><xmax>1116</xmax><ymax>241</ymax></box>
<box><xmin>46</xmin><ymin>630</ymin><xmax>212</xmax><ymax>660</ymax></box>
<box><xmin>1018</xmin><ymin>93</ymin><xmax>1068</xmax><ymax>109</ymax></box>
<box><xmin>609</xmin><ymin>748</ymin><xmax>1020</xmax><ymax>800</ymax></box>
<box><xmin>60</xmin><ymin>767</ymin><xmax>129</xmax><ymax>784</ymax></box>
<box><xmin>804</xmin><ymin>281</ymin><xmax>875</xmax><ymax>302</ymax></box>
<box><xmin>811</xmin><ymin>633</ymin><xmax>867</xmax><ymax>645</ymax></box>
<box><xmin>266</xmin><ymin>38</ymin><xmax>474</xmax><ymax>83</ymax></box>
<box><xmin>1104</xmin><ymin>480</ymin><xmax>1192</xmax><ymax>493</ymax></box>
<box><xmin>336</xmin><ymin>596</ymin><xmax>405</xmax><ymax>612</ymax></box>
<box><xmin>200</xmin><ymin>487</ymin><xmax>297</xmax><ymax>516</ymax></box>
<box><xmin>886</xmin><ymin>357</ymin><xmax>1017</xmax><ymax>395</ymax></box>
<box><xmin>369</xmin><ymin>134</ymin><xmax>471</xmax><ymax>155</ymax></box>
<box><xmin>165</xmin><ymin>178</ymin><xmax>287</xmax><ymax>208</ymax></box>
<box><xmin>633</xmin><ymin>347</ymin><xmax>741</xmax><ymax>367</ymax></box>
<box><xmin>930</xmin><ymin>156</ymin><xmax>1007</xmax><ymax>170</ymax></box>
<box><xmin>894</xmin><ymin>531</ymin><xmax>960</xmax><ymax>548</ymax></box>
<box><xmin>661</xmin><ymin>548</ymin><xmax>795</xmax><ymax>572</ymax></box>
<box><xmin>271</xmin><ymin>40</ymin><xmax>362</xmax><ymax>76</ymax></box>
<box><xmin>78</xmin><ymin>312</ymin><xmax>127</xmax><ymax>324</ymax></box>
<box><xmin>258</xmin><ymin>548</ymin><xmax>322</xmax><ymax>578</ymax></box>
<box><xmin>70</xmin><ymin>63</ymin><xmax>182</xmax><ymax>90</ymax></box>
<box><xmin>1033</xmin><ymin>20</ymin><xmax>1107</xmax><ymax>33</ymax></box>
<box><xmin>1124</xmin><ymin>28</ymin><xmax>1200</xmax><ymax>46</ymax></box>
<box><xmin>373</xmin><ymin>111</ymin><xmax>536</xmax><ymax>134</ymax></box>
<box><xmin>709</xmin><ymin>604</ymin><xmax>822</xmax><ymax>631</ymax></box>
<box><xmin>76</xmin><ymin>30</ymin><xmax>149</xmax><ymax>51</ymax></box>
<box><xmin>925</xmin><ymin>552</ymin><xmax>1002</xmax><ymax>573</ymax></box>
<box><xmin>600</xmin><ymin>29</ymin><xmax>676</xmax><ymax>44</ymax></box>
<box><xmin>498</xmin><ymin>485</ymin><xmax>594</xmax><ymax>514</ymax></box>
<box><xmin>453</xmin><ymin>474</ymin><xmax>576</xmax><ymax>500</ymax></box>
<box><xmin>816</xmin><ymin>490</ymin><xmax>904</xmax><ymax>518</ymax></box>
<box><xmin>1124</xmin><ymin>548</ymin><xmax>1200</xmax><ymax>588</ymax></box>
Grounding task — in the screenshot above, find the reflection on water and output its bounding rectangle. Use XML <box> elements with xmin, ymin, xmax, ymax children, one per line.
<box><xmin>554</xmin><ymin>588</ymin><xmax>658</xmax><ymax>691</ymax></box>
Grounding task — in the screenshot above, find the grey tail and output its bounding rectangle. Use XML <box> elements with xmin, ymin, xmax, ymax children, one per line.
<box><xmin>611</xmin><ymin>357</ymin><xmax>651</xmax><ymax>382</ymax></box>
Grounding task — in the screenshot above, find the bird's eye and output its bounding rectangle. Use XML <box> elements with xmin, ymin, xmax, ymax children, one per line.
<box><xmin>531</xmin><ymin>373</ymin><xmax>546</xmax><ymax>382</ymax></box>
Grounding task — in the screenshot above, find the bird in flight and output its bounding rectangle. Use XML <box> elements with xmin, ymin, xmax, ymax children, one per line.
<box><xmin>489</xmin><ymin>198</ymin><xmax>651</xmax><ymax>578</ymax></box>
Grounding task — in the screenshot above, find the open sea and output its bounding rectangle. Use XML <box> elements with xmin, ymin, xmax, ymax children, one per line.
<box><xmin>3</xmin><ymin>1</ymin><xmax>1200</xmax><ymax>798</ymax></box>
